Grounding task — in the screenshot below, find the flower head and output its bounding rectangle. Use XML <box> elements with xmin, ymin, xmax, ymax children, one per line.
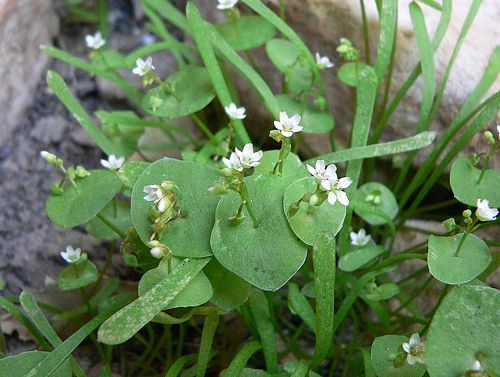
<box><xmin>274</xmin><ymin>111</ymin><xmax>303</xmax><ymax>137</ymax></box>
<box><xmin>315</xmin><ymin>52</ymin><xmax>334</xmax><ymax>69</ymax></box>
<box><xmin>60</xmin><ymin>245</ymin><xmax>82</xmax><ymax>264</ymax></box>
<box><xmin>225</xmin><ymin>103</ymin><xmax>246</xmax><ymax>120</ymax></box>
<box><xmin>476</xmin><ymin>198</ymin><xmax>498</xmax><ymax>221</ymax></box>
<box><xmin>144</xmin><ymin>182</ymin><xmax>173</xmax><ymax>212</ymax></box>
<box><xmin>85</xmin><ymin>32</ymin><xmax>106</xmax><ymax>50</ymax></box>
<box><xmin>402</xmin><ymin>333</ymin><xmax>426</xmax><ymax>365</ymax></box>
<box><xmin>306</xmin><ymin>160</ymin><xmax>337</xmax><ymax>181</ymax></box>
<box><xmin>100</xmin><ymin>155</ymin><xmax>125</xmax><ymax>170</ymax></box>
<box><xmin>320</xmin><ymin>168</ymin><xmax>352</xmax><ymax>206</ymax></box>
<box><xmin>133</xmin><ymin>57</ymin><xmax>155</xmax><ymax>76</ymax></box>
<box><xmin>350</xmin><ymin>228</ymin><xmax>371</xmax><ymax>246</ymax></box>
<box><xmin>235</xmin><ymin>143</ymin><xmax>263</xmax><ymax>169</ymax></box>
<box><xmin>217</xmin><ymin>0</ymin><xmax>239</xmax><ymax>9</ymax></box>
<box><xmin>222</xmin><ymin>152</ymin><xmax>243</xmax><ymax>172</ymax></box>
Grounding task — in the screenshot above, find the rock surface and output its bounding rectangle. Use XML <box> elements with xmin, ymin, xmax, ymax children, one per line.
<box><xmin>0</xmin><ymin>0</ymin><xmax>59</xmax><ymax>145</ymax></box>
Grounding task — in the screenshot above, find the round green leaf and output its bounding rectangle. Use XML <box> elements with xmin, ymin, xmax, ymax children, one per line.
<box><xmin>371</xmin><ymin>335</ymin><xmax>426</xmax><ymax>377</ymax></box>
<box><xmin>276</xmin><ymin>95</ymin><xmax>334</xmax><ymax>134</ymax></box>
<box><xmin>266</xmin><ymin>38</ymin><xmax>301</xmax><ymax>72</ymax></box>
<box><xmin>426</xmin><ymin>284</ymin><xmax>500</xmax><ymax>377</ymax></box>
<box><xmin>58</xmin><ymin>260</ymin><xmax>99</xmax><ymax>291</ymax></box>
<box><xmin>46</xmin><ymin>170</ymin><xmax>122</xmax><ymax>228</ymax></box>
<box><xmin>117</xmin><ymin>160</ymin><xmax>149</xmax><ymax>196</ymax></box>
<box><xmin>216</xmin><ymin>16</ymin><xmax>276</xmax><ymax>51</ymax></box>
<box><xmin>337</xmin><ymin>62</ymin><xmax>371</xmax><ymax>87</ymax></box>
<box><xmin>211</xmin><ymin>174</ymin><xmax>308</xmax><ymax>291</ymax></box>
<box><xmin>86</xmin><ymin>200</ymin><xmax>131</xmax><ymax>240</ymax></box>
<box><xmin>204</xmin><ymin>259</ymin><xmax>251</xmax><ymax>311</ymax></box>
<box><xmin>338</xmin><ymin>245</ymin><xmax>385</xmax><ymax>272</ymax></box>
<box><xmin>286</xmin><ymin>63</ymin><xmax>313</xmax><ymax>95</ymax></box>
<box><xmin>253</xmin><ymin>150</ymin><xmax>307</xmax><ymax>177</ymax></box>
<box><xmin>131</xmin><ymin>158</ymin><xmax>220</xmax><ymax>257</ymax></box>
<box><xmin>138</xmin><ymin>257</ymin><xmax>213</xmax><ymax>309</ymax></box>
<box><xmin>450</xmin><ymin>156</ymin><xmax>500</xmax><ymax>207</ymax></box>
<box><xmin>354</xmin><ymin>182</ymin><xmax>398</xmax><ymax>226</ymax></box>
<box><xmin>427</xmin><ymin>233</ymin><xmax>491</xmax><ymax>285</ymax></box>
<box><xmin>142</xmin><ymin>65</ymin><xmax>215</xmax><ymax>118</ymax></box>
<box><xmin>283</xmin><ymin>177</ymin><xmax>346</xmax><ymax>245</ymax></box>
<box><xmin>365</xmin><ymin>283</ymin><xmax>399</xmax><ymax>301</ymax></box>
<box><xmin>0</xmin><ymin>351</ymin><xmax>71</xmax><ymax>377</ymax></box>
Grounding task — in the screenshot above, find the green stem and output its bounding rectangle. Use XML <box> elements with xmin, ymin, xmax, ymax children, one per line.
<box><xmin>191</xmin><ymin>113</ymin><xmax>217</xmax><ymax>143</ymax></box>
<box><xmin>96</xmin><ymin>213</ymin><xmax>126</xmax><ymax>238</ymax></box>
<box><xmin>477</xmin><ymin>151</ymin><xmax>492</xmax><ymax>184</ymax></box>
<box><xmin>240</xmin><ymin>182</ymin><xmax>260</xmax><ymax>228</ymax></box>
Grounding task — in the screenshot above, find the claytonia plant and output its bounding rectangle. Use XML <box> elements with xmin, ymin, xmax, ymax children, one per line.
<box><xmin>475</xmin><ymin>198</ymin><xmax>498</xmax><ymax>221</ymax></box>
<box><xmin>85</xmin><ymin>31</ymin><xmax>106</xmax><ymax>50</ymax></box>
<box><xmin>320</xmin><ymin>172</ymin><xmax>352</xmax><ymax>206</ymax></box>
<box><xmin>133</xmin><ymin>56</ymin><xmax>155</xmax><ymax>77</ymax></box>
<box><xmin>100</xmin><ymin>155</ymin><xmax>125</xmax><ymax>170</ymax></box>
<box><xmin>402</xmin><ymin>333</ymin><xmax>426</xmax><ymax>366</ymax></box>
<box><xmin>60</xmin><ymin>245</ymin><xmax>82</xmax><ymax>264</ymax></box>
<box><xmin>273</xmin><ymin>111</ymin><xmax>303</xmax><ymax>138</ymax></box>
<box><xmin>315</xmin><ymin>52</ymin><xmax>334</xmax><ymax>69</ymax></box>
<box><xmin>350</xmin><ymin>228</ymin><xmax>371</xmax><ymax>246</ymax></box>
<box><xmin>224</xmin><ymin>103</ymin><xmax>246</xmax><ymax>120</ymax></box>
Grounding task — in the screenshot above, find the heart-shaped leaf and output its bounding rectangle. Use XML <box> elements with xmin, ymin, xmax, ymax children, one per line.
<box><xmin>450</xmin><ymin>156</ymin><xmax>500</xmax><ymax>207</ymax></box>
<box><xmin>266</xmin><ymin>38</ymin><xmax>301</xmax><ymax>72</ymax></box>
<box><xmin>131</xmin><ymin>158</ymin><xmax>220</xmax><ymax>257</ymax></box>
<box><xmin>283</xmin><ymin>177</ymin><xmax>346</xmax><ymax>245</ymax></box>
<box><xmin>46</xmin><ymin>170</ymin><xmax>122</xmax><ymax>228</ymax></box>
<box><xmin>211</xmin><ymin>174</ymin><xmax>307</xmax><ymax>291</ymax></box>
<box><xmin>216</xmin><ymin>16</ymin><xmax>276</xmax><ymax>51</ymax></box>
<box><xmin>426</xmin><ymin>284</ymin><xmax>500</xmax><ymax>377</ymax></box>
<box><xmin>338</xmin><ymin>62</ymin><xmax>371</xmax><ymax>87</ymax></box>
<box><xmin>142</xmin><ymin>65</ymin><xmax>215</xmax><ymax>118</ymax></box>
<box><xmin>427</xmin><ymin>233</ymin><xmax>491</xmax><ymax>285</ymax></box>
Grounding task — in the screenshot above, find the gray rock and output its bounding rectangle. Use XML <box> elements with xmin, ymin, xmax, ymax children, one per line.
<box><xmin>30</xmin><ymin>115</ymin><xmax>68</xmax><ymax>144</ymax></box>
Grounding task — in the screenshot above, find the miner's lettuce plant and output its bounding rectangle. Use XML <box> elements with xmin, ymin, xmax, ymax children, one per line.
<box><xmin>1</xmin><ymin>0</ymin><xmax>499</xmax><ymax>376</ymax></box>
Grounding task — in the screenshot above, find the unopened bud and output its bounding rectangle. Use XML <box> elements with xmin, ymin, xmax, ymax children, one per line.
<box><xmin>309</xmin><ymin>193</ymin><xmax>320</xmax><ymax>206</ymax></box>
<box><xmin>40</xmin><ymin>151</ymin><xmax>58</xmax><ymax>164</ymax></box>
<box><xmin>269</xmin><ymin>129</ymin><xmax>283</xmax><ymax>143</ymax></box>
<box><xmin>442</xmin><ymin>217</ymin><xmax>457</xmax><ymax>232</ymax></box>
<box><xmin>67</xmin><ymin>166</ymin><xmax>77</xmax><ymax>180</ymax></box>
<box><xmin>75</xmin><ymin>166</ymin><xmax>91</xmax><ymax>178</ymax></box>
<box><xmin>462</xmin><ymin>209</ymin><xmax>472</xmax><ymax>218</ymax></box>
<box><xmin>149</xmin><ymin>95</ymin><xmax>163</xmax><ymax>111</ymax></box>
<box><xmin>484</xmin><ymin>130</ymin><xmax>495</xmax><ymax>145</ymax></box>
<box><xmin>160</xmin><ymin>181</ymin><xmax>175</xmax><ymax>191</ymax></box>
<box><xmin>208</xmin><ymin>182</ymin><xmax>228</xmax><ymax>195</ymax></box>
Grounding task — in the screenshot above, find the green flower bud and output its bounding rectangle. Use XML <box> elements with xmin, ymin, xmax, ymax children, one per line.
<box><xmin>149</xmin><ymin>95</ymin><xmax>163</xmax><ymax>111</ymax></box>
<box><xmin>75</xmin><ymin>165</ymin><xmax>91</xmax><ymax>178</ymax></box>
<box><xmin>40</xmin><ymin>151</ymin><xmax>58</xmax><ymax>164</ymax></box>
<box><xmin>208</xmin><ymin>182</ymin><xmax>228</xmax><ymax>195</ymax></box>
<box><xmin>462</xmin><ymin>209</ymin><xmax>472</xmax><ymax>218</ymax></box>
<box><xmin>50</xmin><ymin>183</ymin><xmax>64</xmax><ymax>195</ymax></box>
<box><xmin>67</xmin><ymin>166</ymin><xmax>77</xmax><ymax>180</ymax></box>
<box><xmin>309</xmin><ymin>193</ymin><xmax>320</xmax><ymax>206</ymax></box>
<box><xmin>484</xmin><ymin>130</ymin><xmax>495</xmax><ymax>145</ymax></box>
<box><xmin>442</xmin><ymin>217</ymin><xmax>457</xmax><ymax>232</ymax></box>
<box><xmin>269</xmin><ymin>129</ymin><xmax>283</xmax><ymax>143</ymax></box>
<box><xmin>160</xmin><ymin>180</ymin><xmax>176</xmax><ymax>191</ymax></box>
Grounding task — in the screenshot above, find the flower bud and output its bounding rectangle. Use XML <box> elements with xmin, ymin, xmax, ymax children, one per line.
<box><xmin>67</xmin><ymin>166</ymin><xmax>77</xmax><ymax>180</ymax></box>
<box><xmin>149</xmin><ymin>95</ymin><xmax>163</xmax><ymax>111</ymax></box>
<box><xmin>40</xmin><ymin>151</ymin><xmax>58</xmax><ymax>164</ymax></box>
<box><xmin>161</xmin><ymin>181</ymin><xmax>175</xmax><ymax>191</ymax></box>
<box><xmin>462</xmin><ymin>209</ymin><xmax>472</xmax><ymax>218</ymax></box>
<box><xmin>309</xmin><ymin>193</ymin><xmax>320</xmax><ymax>206</ymax></box>
<box><xmin>208</xmin><ymin>182</ymin><xmax>228</xmax><ymax>195</ymax></box>
<box><xmin>269</xmin><ymin>129</ymin><xmax>283</xmax><ymax>143</ymax></box>
<box><xmin>150</xmin><ymin>247</ymin><xmax>163</xmax><ymax>259</ymax></box>
<box><xmin>484</xmin><ymin>130</ymin><xmax>495</xmax><ymax>145</ymax></box>
<box><xmin>442</xmin><ymin>217</ymin><xmax>456</xmax><ymax>232</ymax></box>
<box><xmin>75</xmin><ymin>165</ymin><xmax>91</xmax><ymax>178</ymax></box>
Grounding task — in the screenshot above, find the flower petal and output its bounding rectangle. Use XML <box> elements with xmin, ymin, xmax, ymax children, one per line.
<box><xmin>336</xmin><ymin>191</ymin><xmax>349</xmax><ymax>206</ymax></box>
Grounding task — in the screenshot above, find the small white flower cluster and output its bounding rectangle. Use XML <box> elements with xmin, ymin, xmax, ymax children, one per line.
<box><xmin>402</xmin><ymin>333</ymin><xmax>426</xmax><ymax>365</ymax></box>
<box><xmin>85</xmin><ymin>32</ymin><xmax>106</xmax><ymax>50</ymax></box>
<box><xmin>144</xmin><ymin>181</ymin><xmax>175</xmax><ymax>212</ymax></box>
<box><xmin>306</xmin><ymin>160</ymin><xmax>352</xmax><ymax>206</ymax></box>
<box><xmin>223</xmin><ymin>143</ymin><xmax>263</xmax><ymax>172</ymax></box>
<box><xmin>315</xmin><ymin>52</ymin><xmax>334</xmax><ymax>70</ymax></box>
<box><xmin>274</xmin><ymin>111</ymin><xmax>303</xmax><ymax>137</ymax></box>
<box><xmin>100</xmin><ymin>155</ymin><xmax>125</xmax><ymax>170</ymax></box>
<box><xmin>133</xmin><ymin>57</ymin><xmax>155</xmax><ymax>76</ymax></box>
<box><xmin>476</xmin><ymin>198</ymin><xmax>498</xmax><ymax>222</ymax></box>
<box><xmin>225</xmin><ymin>103</ymin><xmax>246</xmax><ymax>120</ymax></box>
<box><xmin>350</xmin><ymin>228</ymin><xmax>371</xmax><ymax>246</ymax></box>
<box><xmin>60</xmin><ymin>245</ymin><xmax>81</xmax><ymax>264</ymax></box>
<box><xmin>217</xmin><ymin>0</ymin><xmax>239</xmax><ymax>10</ymax></box>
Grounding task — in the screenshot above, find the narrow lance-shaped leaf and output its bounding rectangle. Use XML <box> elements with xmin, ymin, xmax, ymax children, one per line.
<box><xmin>221</xmin><ymin>341</ymin><xmax>262</xmax><ymax>377</ymax></box>
<box><xmin>196</xmin><ymin>311</ymin><xmax>219</xmax><ymax>377</ymax></box>
<box><xmin>373</xmin><ymin>0</ymin><xmax>398</xmax><ymax>84</ymax></box>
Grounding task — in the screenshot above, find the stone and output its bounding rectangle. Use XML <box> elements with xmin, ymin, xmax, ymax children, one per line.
<box><xmin>30</xmin><ymin>115</ymin><xmax>68</xmax><ymax>144</ymax></box>
<box><xmin>0</xmin><ymin>0</ymin><xmax>59</xmax><ymax>145</ymax></box>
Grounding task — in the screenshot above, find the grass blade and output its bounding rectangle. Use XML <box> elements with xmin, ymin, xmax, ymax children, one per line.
<box><xmin>310</xmin><ymin>233</ymin><xmax>336</xmax><ymax>368</ymax></box>
<box><xmin>186</xmin><ymin>2</ymin><xmax>251</xmax><ymax>145</ymax></box>
<box><xmin>288</xmin><ymin>283</ymin><xmax>316</xmax><ymax>333</ymax></box>
<box><xmin>196</xmin><ymin>311</ymin><xmax>219</xmax><ymax>377</ymax></box>
<box><xmin>221</xmin><ymin>341</ymin><xmax>261</xmax><ymax>377</ymax></box>
<box><xmin>165</xmin><ymin>354</ymin><xmax>197</xmax><ymax>377</ymax></box>
<box><xmin>291</xmin><ymin>360</ymin><xmax>309</xmax><ymax>377</ymax></box>
<box><xmin>306</xmin><ymin>131</ymin><xmax>435</xmax><ymax>165</ymax></box>
<box><xmin>373</xmin><ymin>0</ymin><xmax>398</xmax><ymax>84</ymax></box>
<box><xmin>249</xmin><ymin>289</ymin><xmax>278</xmax><ymax>373</ymax></box>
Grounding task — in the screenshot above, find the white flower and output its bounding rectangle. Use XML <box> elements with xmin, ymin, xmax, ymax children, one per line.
<box><xmin>350</xmin><ymin>228</ymin><xmax>371</xmax><ymax>246</ymax></box>
<box><xmin>217</xmin><ymin>0</ymin><xmax>239</xmax><ymax>9</ymax></box>
<box><xmin>471</xmin><ymin>360</ymin><xmax>482</xmax><ymax>372</ymax></box>
<box><xmin>85</xmin><ymin>31</ymin><xmax>106</xmax><ymax>50</ymax></box>
<box><xmin>100</xmin><ymin>155</ymin><xmax>125</xmax><ymax>170</ymax></box>
<box><xmin>222</xmin><ymin>152</ymin><xmax>243</xmax><ymax>172</ymax></box>
<box><xmin>235</xmin><ymin>143</ymin><xmax>263</xmax><ymax>169</ymax></box>
<box><xmin>402</xmin><ymin>333</ymin><xmax>426</xmax><ymax>365</ymax></box>
<box><xmin>476</xmin><ymin>198</ymin><xmax>498</xmax><ymax>221</ymax></box>
<box><xmin>315</xmin><ymin>52</ymin><xmax>334</xmax><ymax>69</ymax></box>
<box><xmin>60</xmin><ymin>245</ymin><xmax>82</xmax><ymax>264</ymax></box>
<box><xmin>225</xmin><ymin>103</ymin><xmax>246</xmax><ymax>120</ymax></box>
<box><xmin>320</xmin><ymin>171</ymin><xmax>352</xmax><ymax>206</ymax></box>
<box><xmin>133</xmin><ymin>56</ymin><xmax>155</xmax><ymax>76</ymax></box>
<box><xmin>274</xmin><ymin>111</ymin><xmax>303</xmax><ymax>137</ymax></box>
<box><xmin>306</xmin><ymin>160</ymin><xmax>337</xmax><ymax>181</ymax></box>
<box><xmin>40</xmin><ymin>150</ymin><xmax>57</xmax><ymax>164</ymax></box>
<box><xmin>150</xmin><ymin>247</ymin><xmax>163</xmax><ymax>259</ymax></box>
<box><xmin>497</xmin><ymin>125</ymin><xmax>500</xmax><ymax>140</ymax></box>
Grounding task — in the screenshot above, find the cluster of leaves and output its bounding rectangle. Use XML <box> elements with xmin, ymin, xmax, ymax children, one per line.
<box><xmin>0</xmin><ymin>0</ymin><xmax>499</xmax><ymax>376</ymax></box>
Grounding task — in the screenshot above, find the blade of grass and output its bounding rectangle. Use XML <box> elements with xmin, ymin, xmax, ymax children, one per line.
<box><xmin>373</xmin><ymin>0</ymin><xmax>398</xmax><ymax>84</ymax></box>
<box><xmin>310</xmin><ymin>233</ymin><xmax>336</xmax><ymax>368</ymax></box>
<box><xmin>288</xmin><ymin>283</ymin><xmax>316</xmax><ymax>333</ymax></box>
<box><xmin>291</xmin><ymin>360</ymin><xmax>309</xmax><ymax>377</ymax></box>
<box><xmin>393</xmin><ymin>1</ymin><xmax>437</xmax><ymax>193</ymax></box>
<box><xmin>26</xmin><ymin>294</ymin><xmax>133</xmax><ymax>377</ymax></box>
<box><xmin>196</xmin><ymin>311</ymin><xmax>219</xmax><ymax>377</ymax></box>
<box><xmin>19</xmin><ymin>292</ymin><xmax>87</xmax><ymax>377</ymax></box>
<box><xmin>306</xmin><ymin>131</ymin><xmax>435</xmax><ymax>165</ymax></box>
<box><xmin>46</xmin><ymin>70</ymin><xmax>117</xmax><ymax>156</ymax></box>
<box><xmin>221</xmin><ymin>341</ymin><xmax>262</xmax><ymax>377</ymax></box>
<box><xmin>249</xmin><ymin>289</ymin><xmax>278</xmax><ymax>373</ymax></box>
<box><xmin>165</xmin><ymin>354</ymin><xmax>197</xmax><ymax>377</ymax></box>
<box><xmin>187</xmin><ymin>2</ymin><xmax>251</xmax><ymax>145</ymax></box>
<box><xmin>98</xmin><ymin>0</ymin><xmax>109</xmax><ymax>40</ymax></box>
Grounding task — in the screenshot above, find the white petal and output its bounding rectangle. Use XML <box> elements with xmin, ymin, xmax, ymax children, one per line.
<box><xmin>307</xmin><ymin>164</ymin><xmax>317</xmax><ymax>176</ymax></box>
<box><xmin>253</xmin><ymin>150</ymin><xmax>263</xmax><ymax>162</ymax></box>
<box><xmin>406</xmin><ymin>355</ymin><xmax>416</xmax><ymax>365</ymax></box>
<box><xmin>409</xmin><ymin>333</ymin><xmax>420</xmax><ymax>346</ymax></box>
<box><xmin>325</xmin><ymin>163</ymin><xmax>336</xmax><ymax>175</ymax></box>
<box><xmin>281</xmin><ymin>130</ymin><xmax>293</xmax><ymax>138</ymax></box>
<box><xmin>402</xmin><ymin>342</ymin><xmax>411</xmax><ymax>354</ymax></box>
<box><xmin>337</xmin><ymin>177</ymin><xmax>352</xmax><ymax>189</ymax></box>
<box><xmin>327</xmin><ymin>191</ymin><xmax>337</xmax><ymax>205</ymax></box>
<box><xmin>320</xmin><ymin>179</ymin><xmax>331</xmax><ymax>191</ymax></box>
<box><xmin>100</xmin><ymin>159</ymin><xmax>110</xmax><ymax>169</ymax></box>
<box><xmin>292</xmin><ymin>125</ymin><xmax>304</xmax><ymax>133</ymax></box>
<box><xmin>289</xmin><ymin>114</ymin><xmax>302</xmax><ymax>126</ymax></box>
<box><xmin>274</xmin><ymin>121</ymin><xmax>283</xmax><ymax>131</ymax></box>
<box><xmin>336</xmin><ymin>191</ymin><xmax>349</xmax><ymax>206</ymax></box>
<box><xmin>279</xmin><ymin>111</ymin><xmax>289</xmax><ymax>124</ymax></box>
<box><xmin>316</xmin><ymin>160</ymin><xmax>325</xmax><ymax>172</ymax></box>
<box><xmin>242</xmin><ymin>143</ymin><xmax>253</xmax><ymax>155</ymax></box>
